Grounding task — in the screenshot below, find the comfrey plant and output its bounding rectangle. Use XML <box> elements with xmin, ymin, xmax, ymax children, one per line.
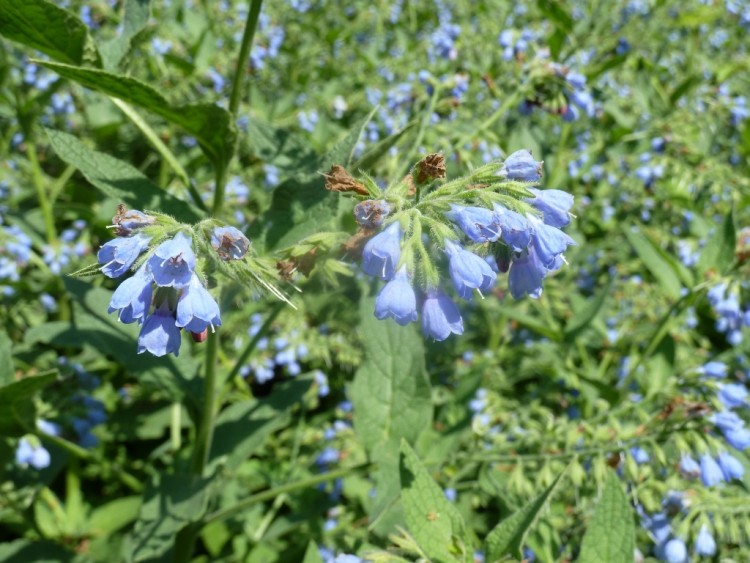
<box><xmin>84</xmin><ymin>205</ymin><xmax>283</xmax><ymax>357</ymax></box>
<box><xmin>325</xmin><ymin>150</ymin><xmax>574</xmax><ymax>341</ymax></box>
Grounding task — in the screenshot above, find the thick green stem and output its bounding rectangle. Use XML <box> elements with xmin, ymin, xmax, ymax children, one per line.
<box><xmin>27</xmin><ymin>142</ymin><xmax>56</xmax><ymax>244</ymax></box>
<box><xmin>203</xmin><ymin>463</ymin><xmax>372</xmax><ymax>525</ymax></box>
<box><xmin>190</xmin><ymin>331</ymin><xmax>219</xmax><ymax>475</ymax></box>
<box><xmin>228</xmin><ymin>0</ymin><xmax>264</xmax><ymax>117</ymax></box>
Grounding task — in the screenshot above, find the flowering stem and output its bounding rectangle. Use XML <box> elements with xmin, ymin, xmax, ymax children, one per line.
<box><xmin>190</xmin><ymin>331</ymin><xmax>219</xmax><ymax>475</ymax></box>
<box><xmin>202</xmin><ymin>462</ymin><xmax>372</xmax><ymax>525</ymax></box>
<box><xmin>229</xmin><ymin>0</ymin><xmax>264</xmax><ymax>116</ymax></box>
<box><xmin>26</xmin><ymin>141</ymin><xmax>56</xmax><ymax>244</ymax></box>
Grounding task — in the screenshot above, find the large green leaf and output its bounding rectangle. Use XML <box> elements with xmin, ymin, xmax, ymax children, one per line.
<box><xmin>245</xmin><ymin>117</ymin><xmax>319</xmax><ymax>175</ymax></box>
<box><xmin>208</xmin><ymin>378</ymin><xmax>312</xmax><ymax>472</ymax></box>
<box><xmin>46</xmin><ymin>128</ymin><xmax>201</xmax><ymax>222</ymax></box>
<box><xmin>129</xmin><ymin>474</ymin><xmax>209</xmax><ymax>562</ymax></box>
<box><xmin>351</xmin><ymin>297</ymin><xmax>433</xmax><ymax>454</ymax></box>
<box><xmin>88</xmin><ymin>496</ymin><xmax>142</xmax><ymax>536</ymax></box>
<box><xmin>624</xmin><ymin>229</ymin><xmax>685</xmax><ymax>300</ymax></box>
<box><xmin>38</xmin><ymin>61</ymin><xmax>237</xmax><ymax>173</ymax></box>
<box><xmin>578</xmin><ymin>471</ymin><xmax>635</xmax><ymax>563</ymax></box>
<box><xmin>0</xmin><ymin>0</ymin><xmax>101</xmax><ymax>66</ymax></box>
<box><xmin>697</xmin><ymin>212</ymin><xmax>735</xmax><ymax>276</ymax></box>
<box><xmin>100</xmin><ymin>0</ymin><xmax>151</xmax><ymax>71</ymax></box>
<box><xmin>484</xmin><ymin>468</ymin><xmax>566</xmax><ymax>561</ymax></box>
<box><xmin>0</xmin><ymin>372</ymin><xmax>57</xmax><ymax>437</ymax></box>
<box><xmin>0</xmin><ymin>330</ymin><xmax>13</xmax><ymax>386</ymax></box>
<box><xmin>399</xmin><ymin>440</ymin><xmax>469</xmax><ymax>562</ymax></box>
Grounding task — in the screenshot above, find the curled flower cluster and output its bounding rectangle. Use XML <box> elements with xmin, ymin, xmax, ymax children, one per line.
<box><xmin>353</xmin><ymin>150</ymin><xmax>575</xmax><ymax>341</ymax></box>
<box><xmin>98</xmin><ymin>209</ymin><xmax>250</xmax><ymax>357</ymax></box>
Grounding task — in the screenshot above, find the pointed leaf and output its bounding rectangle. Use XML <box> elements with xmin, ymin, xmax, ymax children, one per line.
<box><xmin>38</xmin><ymin>61</ymin><xmax>236</xmax><ymax>173</ymax></box>
<box><xmin>0</xmin><ymin>0</ymin><xmax>101</xmax><ymax>66</ymax></box>
<box><xmin>564</xmin><ymin>275</ymin><xmax>614</xmax><ymax>341</ymax></box>
<box><xmin>45</xmin><ymin>128</ymin><xmax>201</xmax><ymax>222</ymax></box>
<box><xmin>100</xmin><ymin>0</ymin><xmax>151</xmax><ymax>70</ymax></box>
<box><xmin>697</xmin><ymin>212</ymin><xmax>735</xmax><ymax>276</ymax></box>
<box><xmin>0</xmin><ymin>372</ymin><xmax>57</xmax><ymax>437</ymax></box>
<box><xmin>485</xmin><ymin>467</ymin><xmax>567</xmax><ymax>560</ymax></box>
<box><xmin>624</xmin><ymin>229</ymin><xmax>685</xmax><ymax>300</ymax></box>
<box><xmin>400</xmin><ymin>440</ymin><xmax>468</xmax><ymax>562</ymax></box>
<box><xmin>578</xmin><ymin>470</ymin><xmax>635</xmax><ymax>563</ymax></box>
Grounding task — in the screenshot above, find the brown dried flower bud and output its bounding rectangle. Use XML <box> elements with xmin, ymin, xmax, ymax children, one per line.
<box><xmin>324</xmin><ymin>165</ymin><xmax>369</xmax><ymax>196</ymax></box>
<box><xmin>341</xmin><ymin>229</ymin><xmax>375</xmax><ymax>258</ymax></box>
<box><xmin>276</xmin><ymin>249</ymin><xmax>319</xmax><ymax>280</ymax></box>
<box><xmin>415</xmin><ymin>153</ymin><xmax>446</xmax><ymax>184</ymax></box>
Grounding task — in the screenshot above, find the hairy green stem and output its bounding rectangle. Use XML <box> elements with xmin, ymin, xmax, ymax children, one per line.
<box><xmin>203</xmin><ymin>463</ymin><xmax>372</xmax><ymax>525</ymax></box>
<box><xmin>191</xmin><ymin>332</ymin><xmax>219</xmax><ymax>475</ymax></box>
<box><xmin>229</xmin><ymin>0</ymin><xmax>264</xmax><ymax>116</ymax></box>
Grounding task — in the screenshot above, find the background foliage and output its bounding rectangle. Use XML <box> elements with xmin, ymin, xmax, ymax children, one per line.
<box><xmin>1</xmin><ymin>0</ymin><xmax>750</xmax><ymax>561</ymax></box>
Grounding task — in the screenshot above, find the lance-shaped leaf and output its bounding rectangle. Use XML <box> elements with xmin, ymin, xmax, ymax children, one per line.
<box><xmin>0</xmin><ymin>372</ymin><xmax>57</xmax><ymax>437</ymax></box>
<box><xmin>100</xmin><ymin>0</ymin><xmax>152</xmax><ymax>70</ymax></box>
<box><xmin>0</xmin><ymin>0</ymin><xmax>101</xmax><ymax>66</ymax></box>
<box><xmin>38</xmin><ymin>61</ymin><xmax>237</xmax><ymax>173</ymax></box>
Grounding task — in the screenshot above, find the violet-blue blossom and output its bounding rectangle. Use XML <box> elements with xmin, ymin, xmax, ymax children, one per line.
<box><xmin>717</xmin><ymin>450</ymin><xmax>744</xmax><ymax>481</ymax></box>
<box><xmin>695</xmin><ymin>525</ymin><xmax>716</xmax><ymax>557</ymax></box>
<box><xmin>508</xmin><ymin>247</ymin><xmax>546</xmax><ymax>299</ymax></box>
<box><xmin>699</xmin><ymin>454</ymin><xmax>724</xmax><ymax>486</ymax></box>
<box><xmin>421</xmin><ymin>289</ymin><xmax>464</xmax><ymax>341</ymax></box>
<box><xmin>148</xmin><ymin>232</ymin><xmax>196</xmax><ymax>288</ymax></box>
<box><xmin>211</xmin><ymin>226</ymin><xmax>250</xmax><ymax>260</ymax></box>
<box><xmin>445</xmin><ymin>239</ymin><xmax>497</xmax><ymax>299</ymax></box>
<box><xmin>374</xmin><ymin>267</ymin><xmax>417</xmax><ymax>325</ymax></box>
<box><xmin>493</xmin><ymin>205</ymin><xmax>532</xmax><ymax>252</ymax></box>
<box><xmin>525</xmin><ymin>188</ymin><xmax>574</xmax><ymax>228</ymax></box>
<box><xmin>137</xmin><ymin>302</ymin><xmax>182</xmax><ymax>357</ymax></box>
<box><xmin>501</xmin><ymin>149</ymin><xmax>542</xmax><ymax>182</ymax></box>
<box><xmin>15</xmin><ymin>438</ymin><xmax>51</xmax><ymax>469</ymax></box>
<box><xmin>362</xmin><ymin>222</ymin><xmax>401</xmax><ymax>280</ymax></box>
<box><xmin>446</xmin><ymin>205</ymin><xmax>501</xmax><ymax>243</ymax></box>
<box><xmin>108</xmin><ymin>264</ymin><xmax>154</xmax><ymax>324</ymax></box>
<box><xmin>530</xmin><ymin>218</ymin><xmax>576</xmax><ymax>268</ymax></box>
<box><xmin>98</xmin><ymin>233</ymin><xmax>151</xmax><ymax>278</ymax></box>
<box><xmin>176</xmin><ymin>274</ymin><xmax>222</xmax><ymax>333</ymax></box>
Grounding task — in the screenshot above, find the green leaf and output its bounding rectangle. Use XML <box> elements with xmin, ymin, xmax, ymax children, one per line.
<box><xmin>0</xmin><ymin>372</ymin><xmax>57</xmax><ymax>437</ymax></box>
<box><xmin>88</xmin><ymin>496</ymin><xmax>142</xmax><ymax>536</ymax></box>
<box><xmin>0</xmin><ymin>330</ymin><xmax>13</xmax><ymax>386</ymax></box>
<box><xmin>624</xmin><ymin>229</ymin><xmax>683</xmax><ymax>300</ymax></box>
<box><xmin>485</xmin><ymin>467</ymin><xmax>567</xmax><ymax>561</ymax></box>
<box><xmin>697</xmin><ymin>212</ymin><xmax>736</xmax><ymax>276</ymax></box>
<box><xmin>578</xmin><ymin>471</ymin><xmax>635</xmax><ymax>563</ymax></box>
<box><xmin>38</xmin><ymin>61</ymin><xmax>237</xmax><ymax>173</ymax></box>
<box><xmin>564</xmin><ymin>276</ymin><xmax>614</xmax><ymax>342</ymax></box>
<box><xmin>0</xmin><ymin>0</ymin><xmax>101</xmax><ymax>66</ymax></box>
<box><xmin>208</xmin><ymin>377</ymin><xmax>312</xmax><ymax>472</ymax></box>
<box><xmin>245</xmin><ymin>117</ymin><xmax>319</xmax><ymax>175</ymax></box>
<box><xmin>45</xmin><ymin>128</ymin><xmax>201</xmax><ymax>222</ymax></box>
<box><xmin>399</xmin><ymin>440</ymin><xmax>468</xmax><ymax>563</ymax></box>
<box><xmin>351</xmin><ymin>297</ymin><xmax>433</xmax><ymax>453</ymax></box>
<box><xmin>0</xmin><ymin>539</ymin><xmax>75</xmax><ymax>562</ymax></box>
<box><xmin>261</xmin><ymin>111</ymin><xmax>376</xmax><ymax>251</ymax></box>
<box><xmin>130</xmin><ymin>474</ymin><xmax>209</xmax><ymax>561</ymax></box>
<box><xmin>302</xmin><ymin>541</ymin><xmax>325</xmax><ymax>563</ymax></box>
<box><xmin>536</xmin><ymin>0</ymin><xmax>573</xmax><ymax>32</ymax></box>
<box><xmin>100</xmin><ymin>0</ymin><xmax>151</xmax><ymax>70</ymax></box>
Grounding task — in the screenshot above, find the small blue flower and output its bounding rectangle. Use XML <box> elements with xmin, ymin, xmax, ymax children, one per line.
<box><xmin>176</xmin><ymin>274</ymin><xmax>222</xmax><ymax>333</ymax></box>
<box><xmin>678</xmin><ymin>454</ymin><xmax>700</xmax><ymax>478</ymax></box>
<box><xmin>362</xmin><ymin>222</ymin><xmax>401</xmax><ymax>280</ymax></box>
<box><xmin>525</xmin><ymin>188</ymin><xmax>574</xmax><ymax>228</ymax></box>
<box><xmin>137</xmin><ymin>302</ymin><xmax>182</xmax><ymax>357</ymax></box>
<box><xmin>114</xmin><ymin>209</ymin><xmax>155</xmax><ymax>236</ymax></box>
<box><xmin>446</xmin><ymin>205</ymin><xmax>501</xmax><ymax>243</ymax></box>
<box><xmin>15</xmin><ymin>438</ymin><xmax>51</xmax><ymax>469</ymax></box>
<box><xmin>699</xmin><ymin>454</ymin><xmax>724</xmax><ymax>487</ymax></box>
<box><xmin>717</xmin><ymin>450</ymin><xmax>744</xmax><ymax>481</ymax></box>
<box><xmin>493</xmin><ymin>205</ymin><xmax>532</xmax><ymax>251</ymax></box>
<box><xmin>530</xmin><ymin>218</ymin><xmax>576</xmax><ymax>269</ymax></box>
<box><xmin>662</xmin><ymin>538</ymin><xmax>687</xmax><ymax>563</ymax></box>
<box><xmin>148</xmin><ymin>232</ymin><xmax>196</xmax><ymax>288</ymax></box>
<box><xmin>508</xmin><ymin>247</ymin><xmax>546</xmax><ymax>299</ymax></box>
<box><xmin>701</xmin><ymin>361</ymin><xmax>728</xmax><ymax>379</ymax></box>
<box><xmin>374</xmin><ymin>267</ymin><xmax>418</xmax><ymax>325</ymax></box>
<box><xmin>421</xmin><ymin>289</ymin><xmax>463</xmax><ymax>341</ymax></box>
<box><xmin>98</xmin><ymin>233</ymin><xmax>151</xmax><ymax>278</ymax></box>
<box><xmin>211</xmin><ymin>226</ymin><xmax>250</xmax><ymax>260</ymax></box>
<box><xmin>108</xmin><ymin>264</ymin><xmax>153</xmax><ymax>323</ymax></box>
<box><xmin>630</xmin><ymin>446</ymin><xmax>649</xmax><ymax>464</ymax></box>
<box><xmin>445</xmin><ymin>240</ymin><xmax>497</xmax><ymax>299</ymax></box>
<box><xmin>502</xmin><ymin>149</ymin><xmax>542</xmax><ymax>182</ymax></box>
<box><xmin>718</xmin><ymin>382</ymin><xmax>747</xmax><ymax>409</ymax></box>
<box><xmin>694</xmin><ymin>525</ymin><xmax>716</xmax><ymax>557</ymax></box>
<box><xmin>354</xmin><ymin>200</ymin><xmax>391</xmax><ymax>229</ymax></box>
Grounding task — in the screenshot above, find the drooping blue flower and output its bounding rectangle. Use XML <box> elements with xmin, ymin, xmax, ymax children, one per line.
<box><xmin>718</xmin><ymin>382</ymin><xmax>748</xmax><ymax>409</ymax></box>
<box><xmin>15</xmin><ymin>438</ymin><xmax>51</xmax><ymax>469</ymax></box>
<box><xmin>114</xmin><ymin>209</ymin><xmax>155</xmax><ymax>236</ymax></box>
<box><xmin>362</xmin><ymin>222</ymin><xmax>401</xmax><ymax>280</ymax></box>
<box><xmin>211</xmin><ymin>226</ymin><xmax>250</xmax><ymax>260</ymax></box>
<box><xmin>493</xmin><ymin>204</ymin><xmax>532</xmax><ymax>251</ymax></box>
<box><xmin>694</xmin><ymin>525</ymin><xmax>716</xmax><ymax>557</ymax></box>
<box><xmin>701</xmin><ymin>361</ymin><xmax>728</xmax><ymax>379</ymax></box>
<box><xmin>445</xmin><ymin>205</ymin><xmax>501</xmax><ymax>243</ymax></box>
<box><xmin>662</xmin><ymin>538</ymin><xmax>688</xmax><ymax>563</ymax></box>
<box><xmin>97</xmin><ymin>233</ymin><xmax>151</xmax><ymax>278</ymax></box>
<box><xmin>176</xmin><ymin>274</ymin><xmax>222</xmax><ymax>333</ymax></box>
<box><xmin>137</xmin><ymin>302</ymin><xmax>182</xmax><ymax>357</ymax></box>
<box><xmin>699</xmin><ymin>454</ymin><xmax>725</xmax><ymax>486</ymax></box>
<box><xmin>108</xmin><ymin>264</ymin><xmax>154</xmax><ymax>324</ymax></box>
<box><xmin>508</xmin><ymin>247</ymin><xmax>546</xmax><ymax>299</ymax></box>
<box><xmin>421</xmin><ymin>289</ymin><xmax>464</xmax><ymax>341</ymax></box>
<box><xmin>717</xmin><ymin>450</ymin><xmax>745</xmax><ymax>481</ymax></box>
<box><xmin>501</xmin><ymin>149</ymin><xmax>542</xmax><ymax>182</ymax></box>
<box><xmin>678</xmin><ymin>454</ymin><xmax>700</xmax><ymax>478</ymax></box>
<box><xmin>148</xmin><ymin>232</ymin><xmax>196</xmax><ymax>288</ymax></box>
<box><xmin>374</xmin><ymin>267</ymin><xmax>417</xmax><ymax>325</ymax></box>
<box><xmin>723</xmin><ymin>425</ymin><xmax>750</xmax><ymax>450</ymax></box>
<box><xmin>525</xmin><ymin>188</ymin><xmax>574</xmax><ymax>228</ymax></box>
<box><xmin>530</xmin><ymin>218</ymin><xmax>576</xmax><ymax>268</ymax></box>
<box><xmin>445</xmin><ymin>239</ymin><xmax>497</xmax><ymax>299</ymax></box>
<box><xmin>630</xmin><ymin>446</ymin><xmax>649</xmax><ymax>464</ymax></box>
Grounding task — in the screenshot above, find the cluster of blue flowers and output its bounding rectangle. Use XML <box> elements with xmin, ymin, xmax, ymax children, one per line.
<box><xmin>99</xmin><ymin>209</ymin><xmax>249</xmax><ymax>357</ymax></box>
<box><xmin>356</xmin><ymin>150</ymin><xmax>574</xmax><ymax>341</ymax></box>
<box><xmin>706</xmin><ymin>283</ymin><xmax>750</xmax><ymax>346</ymax></box>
